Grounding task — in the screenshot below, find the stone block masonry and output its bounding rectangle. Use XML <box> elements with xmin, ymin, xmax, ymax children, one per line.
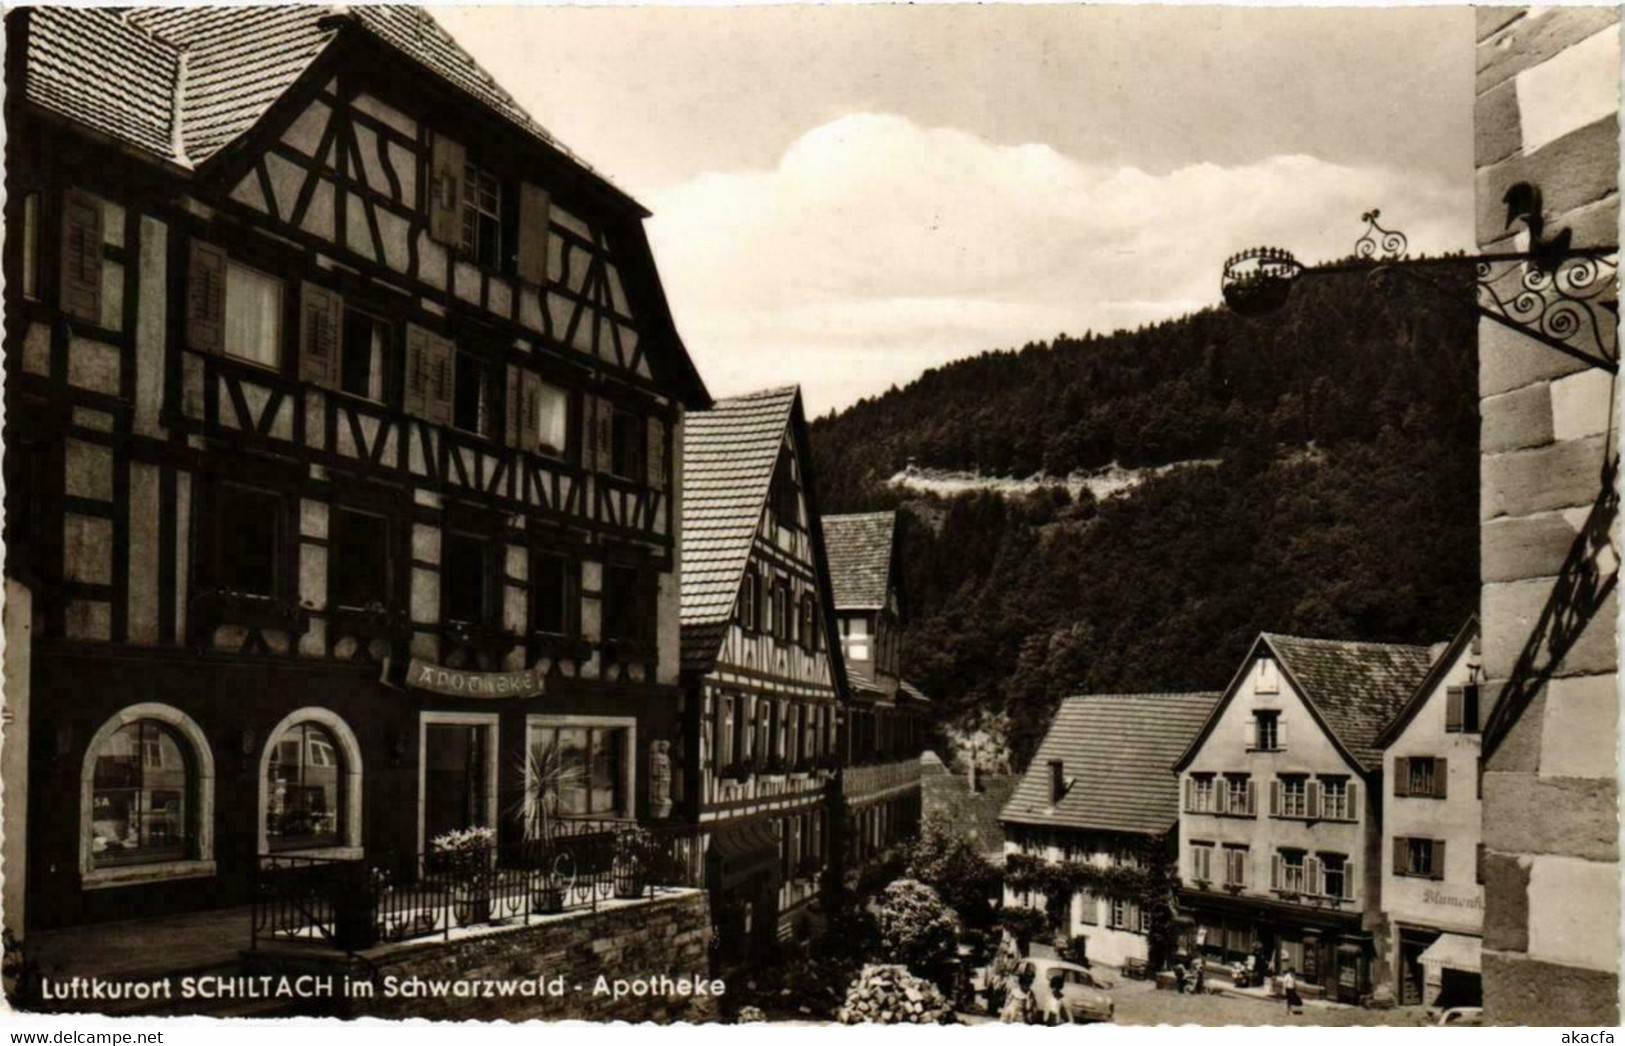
<box><xmin>348</xmin><ymin>893</ymin><xmax>720</xmax><ymax>1022</ymax></box>
<box><xmin>1474</xmin><ymin>5</ymin><xmax>1620</xmax><ymax>1027</ymax></box>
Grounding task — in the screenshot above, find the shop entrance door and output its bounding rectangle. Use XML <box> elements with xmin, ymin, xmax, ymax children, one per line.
<box><xmin>1399</xmin><ymin>938</ymin><xmax>1427</xmax><ymax>1006</ymax></box>
<box><xmin>424</xmin><ymin>722</ymin><xmax>492</xmax><ymax>843</ymax></box>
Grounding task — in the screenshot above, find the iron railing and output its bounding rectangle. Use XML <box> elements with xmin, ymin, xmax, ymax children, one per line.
<box><xmin>252</xmin><ymin>820</ymin><xmax>706</xmax><ymax>953</ymax></box>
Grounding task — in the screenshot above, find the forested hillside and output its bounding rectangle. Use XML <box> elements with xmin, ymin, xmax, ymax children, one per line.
<box><xmin>807</xmin><ymin>266</ymin><xmax>1480</xmax><ymax>768</ymax></box>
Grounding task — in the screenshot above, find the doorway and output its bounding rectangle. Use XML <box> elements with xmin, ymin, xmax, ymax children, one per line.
<box><xmin>419</xmin><ymin>715</ymin><xmax>498</xmax><ymax>851</ymax></box>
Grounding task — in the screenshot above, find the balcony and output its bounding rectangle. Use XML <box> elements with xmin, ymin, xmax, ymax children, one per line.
<box><xmin>844</xmin><ymin>757</ymin><xmax>922</xmax><ymax>804</ymax></box>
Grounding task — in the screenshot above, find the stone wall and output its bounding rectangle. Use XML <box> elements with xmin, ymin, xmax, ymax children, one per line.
<box><xmin>920</xmin><ymin>752</ymin><xmax>1019</xmax><ymax>860</ymax></box>
<box><xmin>353</xmin><ymin>892</ymin><xmax>719</xmax><ymax>1023</ymax></box>
<box><xmin>1474</xmin><ymin>7</ymin><xmax>1620</xmax><ymax>1025</ymax></box>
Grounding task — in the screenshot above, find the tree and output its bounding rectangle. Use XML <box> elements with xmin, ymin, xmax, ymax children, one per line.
<box><xmin>875</xmin><ymin>879</ymin><xmax>961</xmax><ymax>978</ymax></box>
<box><xmin>903</xmin><ymin>819</ymin><xmax>1002</xmax><ymax>928</ymax></box>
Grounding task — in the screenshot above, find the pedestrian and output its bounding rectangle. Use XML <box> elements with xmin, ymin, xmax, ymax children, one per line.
<box><xmin>1281</xmin><ymin>965</ymin><xmax>1303</xmax><ymax>1016</ymax></box>
<box><xmin>1172</xmin><ymin>960</ymin><xmax>1188</xmax><ymax>994</ymax></box>
<box><xmin>1192</xmin><ymin>961</ymin><xmax>1206</xmax><ymax>995</ymax></box>
<box><xmin>1000</xmin><ymin>967</ymin><xmax>1037</xmax><ymax>1024</ymax></box>
<box><xmin>1046</xmin><ymin>971</ymin><xmax>1073</xmax><ymax>1025</ymax></box>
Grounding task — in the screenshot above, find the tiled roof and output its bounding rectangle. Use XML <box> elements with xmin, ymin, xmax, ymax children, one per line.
<box><xmin>22</xmin><ymin>6</ymin><xmax>587</xmax><ymax>173</ymax></box>
<box><xmin>899</xmin><ymin>679</ymin><xmax>932</xmax><ymax>705</ymax></box>
<box><xmin>1264</xmin><ymin>633</ymin><xmax>1438</xmax><ymax>769</ymax></box>
<box><xmin>679</xmin><ymin>386</ymin><xmax>800</xmax><ymax>672</ymax></box>
<box><xmin>1002</xmin><ymin>693</ymin><xmax>1220</xmax><ymax>836</ymax></box>
<box><xmin>1376</xmin><ymin>618</ymin><xmax>1481</xmax><ymax>749</ymax></box>
<box><xmin>822</xmin><ymin>512</ymin><xmax>896</xmax><ymax>610</ymax></box>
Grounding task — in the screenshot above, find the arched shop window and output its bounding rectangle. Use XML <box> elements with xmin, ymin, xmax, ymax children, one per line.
<box><xmin>266</xmin><ymin>722</ymin><xmax>345</xmax><ymax>850</ymax></box>
<box><xmin>81</xmin><ymin>703</ymin><xmax>216</xmax><ymax>885</ymax></box>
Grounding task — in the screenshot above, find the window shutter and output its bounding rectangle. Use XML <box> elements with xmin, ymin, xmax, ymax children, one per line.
<box><xmin>186</xmin><ymin>239</ymin><xmax>227</xmax><ymax>353</ymax></box>
<box><xmin>1392</xmin><ymin>838</ymin><xmax>1407</xmax><ymax>876</ymax></box>
<box><xmin>1432</xmin><ymin>840</ymin><xmax>1447</xmax><ymax>880</ymax></box>
<box><xmin>580</xmin><ymin>393</ymin><xmax>599</xmax><ymax>469</ymax></box>
<box><xmin>1269</xmin><ymin>779</ymin><xmax>1281</xmax><ymax>816</ymax></box>
<box><xmin>1277</xmin><ymin>718</ymin><xmax>1287</xmax><ymax>748</ymax></box>
<box><xmin>1214</xmin><ymin>777</ymin><xmax>1228</xmax><ymax>812</ymax></box>
<box><xmin>1238</xmin><ymin>850</ymin><xmax>1250</xmax><ymax>887</ymax></box>
<box><xmin>1394</xmin><ymin>758</ymin><xmax>1411</xmax><ymax>797</ymax></box>
<box><xmin>428</xmin><ymin>132</ymin><xmax>466</xmax><ymax>246</ymax></box>
<box><xmin>596</xmin><ymin>397</ymin><xmax>615</xmax><ymax>472</ymax></box>
<box><xmin>1184</xmin><ymin>777</ymin><xmax>1193</xmax><ymax>812</ymax></box>
<box><xmin>60</xmin><ymin>189</ymin><xmax>104</xmax><ymax>323</ymax></box>
<box><xmin>504</xmin><ymin>365</ymin><xmax>523</xmax><ymax>447</ymax></box>
<box><xmin>1345</xmin><ymin>781</ymin><xmax>1358</xmax><ymax>820</ymax></box>
<box><xmin>1080</xmin><ymin>893</ymin><xmax>1097</xmax><ymax>926</ymax></box>
<box><xmin>1445</xmin><ymin>686</ymin><xmax>1464</xmax><ymax>732</ymax></box>
<box><xmin>299</xmin><ymin>282</ymin><xmax>342</xmax><ymax>387</ymax></box>
<box><xmin>405</xmin><ymin>324</ymin><xmax>433</xmax><ymax>417</ymax></box>
<box><xmin>646</xmin><ymin>416</ymin><xmax>666</xmax><ymax>491</ymax></box>
<box><xmin>1464</xmin><ymin>684</ymin><xmax>1481</xmax><ymax>733</ymax></box>
<box><xmin>1434</xmin><ymin>758</ymin><xmax>1448</xmax><ymax>799</ymax></box>
<box><xmin>1270</xmin><ymin>853</ymin><xmax>1282</xmax><ymax>890</ymax></box>
<box><xmin>1342</xmin><ymin>861</ymin><xmax>1356</xmax><ymax>900</ymax></box>
<box><xmin>520</xmin><ymin>370</ymin><xmax>543</xmax><ymax>452</ymax></box>
<box><xmin>427</xmin><ymin>335</ymin><xmax>455</xmax><ymax>427</ymax></box>
<box><xmin>1305</xmin><ymin>856</ymin><xmax>1321</xmax><ymax>895</ymax></box>
<box><xmin>1246</xmin><ymin>780</ymin><xmax>1257</xmax><ymax>816</ymax></box>
<box><xmin>516</xmin><ymin>182</ymin><xmax>551</xmax><ymax>285</ymax></box>
<box><xmin>1307</xmin><ymin>780</ymin><xmax>1322</xmax><ymax>820</ymax></box>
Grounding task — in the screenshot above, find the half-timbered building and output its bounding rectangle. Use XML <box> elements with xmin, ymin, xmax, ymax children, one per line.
<box><xmin>3</xmin><ymin>5</ymin><xmax>709</xmax><ymax>934</ymax></box>
<box><xmin>822</xmin><ymin>511</ymin><xmax>928</xmax><ymax>862</ymax></box>
<box><xmin>678</xmin><ymin>386</ymin><xmax>846</xmax><ymax>962</ymax></box>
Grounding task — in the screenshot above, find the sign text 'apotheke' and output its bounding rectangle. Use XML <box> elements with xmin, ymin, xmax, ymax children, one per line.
<box><xmin>405</xmin><ymin>659</ymin><xmax>546</xmax><ymax>698</ymax></box>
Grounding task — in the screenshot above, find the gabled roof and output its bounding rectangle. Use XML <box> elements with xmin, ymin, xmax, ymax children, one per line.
<box><xmin>18</xmin><ymin>6</ymin><xmax>604</xmax><ymax>186</ymax></box>
<box><xmin>1376</xmin><ymin>617</ymin><xmax>1480</xmax><ymax>749</ymax></box>
<box><xmin>1174</xmin><ymin>632</ymin><xmax>1439</xmax><ymax>775</ymax></box>
<box><xmin>679</xmin><ymin>386</ymin><xmax>801</xmax><ymax>673</ymax></box>
<box><xmin>1002</xmin><ymin>693</ymin><xmax>1220</xmax><ymax>836</ymax></box>
<box><xmin>823</xmin><ymin>512</ymin><xmax>897</xmax><ymax>611</ymax></box>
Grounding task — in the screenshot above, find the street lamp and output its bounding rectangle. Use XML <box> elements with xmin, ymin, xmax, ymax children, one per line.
<box><xmin>1220</xmin><ymin>182</ymin><xmax>1618</xmax><ymax>374</ymax></box>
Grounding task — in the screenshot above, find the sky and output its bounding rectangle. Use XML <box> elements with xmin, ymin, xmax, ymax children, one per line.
<box><xmin>433</xmin><ymin>5</ymin><xmax>1476</xmax><ymax>416</ymax></box>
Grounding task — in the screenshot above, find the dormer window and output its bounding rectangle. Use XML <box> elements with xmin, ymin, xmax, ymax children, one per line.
<box><xmin>461</xmin><ymin>163</ymin><xmax>503</xmax><ymax>269</ymax></box>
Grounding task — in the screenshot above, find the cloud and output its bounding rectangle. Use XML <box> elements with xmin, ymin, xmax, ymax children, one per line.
<box><xmin>647</xmin><ymin>112</ymin><xmax>1472</xmax><ymax>415</ymax></box>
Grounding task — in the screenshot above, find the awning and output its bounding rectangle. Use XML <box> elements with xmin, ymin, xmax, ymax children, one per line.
<box><xmin>1419</xmin><ymin>933</ymin><xmax>1482</xmax><ymax>974</ymax></box>
<box><xmin>706</xmin><ymin>820</ymin><xmax>780</xmax><ymax>890</ymax></box>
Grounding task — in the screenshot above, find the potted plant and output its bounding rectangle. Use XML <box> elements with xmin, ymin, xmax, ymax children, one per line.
<box><xmin>613</xmin><ymin>826</ymin><xmax>656</xmax><ymax>899</ymax></box>
<box><xmin>333</xmin><ymin>864</ymin><xmax>390</xmax><ymax>951</ymax></box>
<box><xmin>512</xmin><ymin>738</ymin><xmax>586</xmax><ymax>914</ymax></box>
<box><xmin>431</xmin><ymin>826</ymin><xmax>497</xmax><ymax>927</ymax></box>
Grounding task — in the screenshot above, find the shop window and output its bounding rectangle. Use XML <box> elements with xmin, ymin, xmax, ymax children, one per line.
<box><xmin>452</xmin><ymin>349</ymin><xmax>491</xmax><ymax>436</ymax></box>
<box><xmin>266</xmin><ymin>723</ymin><xmax>344</xmax><ymax>851</ymax></box>
<box><xmin>529</xmin><ymin>720</ymin><xmax>629</xmax><ymax>819</ymax></box>
<box><xmin>442</xmin><ymin>531</ymin><xmax>490</xmax><ymax>624</ymax></box>
<box><xmin>214</xmin><ymin>485</ymin><xmax>284</xmax><ymax>597</ymax></box>
<box><xmin>531</xmin><ymin>550</ymin><xmax>576</xmax><ymax>636</ymax></box>
<box><xmin>224</xmin><ymin>260</ymin><xmax>284</xmax><ymax>369</ymax></box>
<box><xmin>461</xmin><ymin>163</ymin><xmax>503</xmax><ymax>269</ymax></box>
<box><xmin>330</xmin><ymin>508</ymin><xmax>390</xmax><ymax>610</ymax></box>
<box><xmin>610</xmin><ymin>407</ymin><xmax>643</xmax><ymax>480</ymax></box>
<box><xmin>341</xmin><ymin>309</ymin><xmax>388</xmax><ymax>402</ymax></box>
<box><xmin>603</xmin><ymin>562</ymin><xmax>653</xmax><ymax>647</ymax></box>
<box><xmin>89</xmin><ymin>719</ymin><xmax>194</xmax><ymax>868</ymax></box>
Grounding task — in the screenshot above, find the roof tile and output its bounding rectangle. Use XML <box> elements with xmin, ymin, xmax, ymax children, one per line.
<box><xmin>822</xmin><ymin>512</ymin><xmax>896</xmax><ymax>610</ymax></box>
<box><xmin>1263</xmin><ymin>633</ymin><xmax>1438</xmax><ymax>769</ymax></box>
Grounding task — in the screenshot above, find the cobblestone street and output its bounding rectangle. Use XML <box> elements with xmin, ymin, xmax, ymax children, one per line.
<box><xmin>1106</xmin><ymin>979</ymin><xmax>1436</xmax><ymax>1027</ymax></box>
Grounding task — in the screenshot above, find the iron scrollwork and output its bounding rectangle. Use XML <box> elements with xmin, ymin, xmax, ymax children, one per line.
<box><xmin>1354</xmin><ymin>209</ymin><xmax>1408</xmax><ymax>263</ymax></box>
<box><xmin>1476</xmin><ymin>251</ymin><xmax>1618</xmax><ymax>370</ymax></box>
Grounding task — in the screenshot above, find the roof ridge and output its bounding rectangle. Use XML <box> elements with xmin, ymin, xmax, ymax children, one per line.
<box><xmin>1263</xmin><ymin>631</ymin><xmax>1435</xmax><ymax>652</ymax></box>
<box><xmin>710</xmin><ymin>384</ymin><xmax>801</xmax><ymax>405</ymax></box>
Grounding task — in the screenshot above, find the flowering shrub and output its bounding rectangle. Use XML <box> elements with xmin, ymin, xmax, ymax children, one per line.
<box><xmin>875</xmin><ymin>879</ymin><xmax>961</xmax><ymax>975</ymax></box>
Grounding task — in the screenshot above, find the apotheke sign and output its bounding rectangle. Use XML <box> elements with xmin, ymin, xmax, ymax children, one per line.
<box><xmin>404</xmin><ymin>658</ymin><xmax>546</xmax><ymax>698</ymax></box>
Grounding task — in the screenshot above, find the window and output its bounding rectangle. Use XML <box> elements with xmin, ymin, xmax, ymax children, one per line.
<box><xmin>842</xmin><ymin>616</ymin><xmax>871</xmax><ymax>661</ymax></box>
<box><xmin>461</xmin><ymin>163</ymin><xmax>502</xmax><ymax>269</ymax></box>
<box><xmin>533</xmin><ymin>381</ymin><xmax>569</xmax><ymax>458</ymax></box>
<box><xmin>1447</xmin><ymin>685</ymin><xmax>1482</xmax><ymax>734</ymax></box>
<box><xmin>340</xmin><ymin>310</ymin><xmax>388</xmax><ymax>402</ymax></box>
<box><xmin>214</xmin><ymin>485</ymin><xmax>284</xmax><ymax>597</ymax></box>
<box><xmin>330</xmin><ymin>508</ymin><xmax>391</xmax><ymax>611</ymax></box>
<box><xmin>1319</xmin><ymin>853</ymin><xmax>1350</xmax><ymax>900</ymax></box>
<box><xmin>531</xmin><ymin>551</ymin><xmax>576</xmax><ymax>636</ymax></box>
<box><xmin>1396</xmin><ymin>837</ymin><xmax>1444</xmax><ymax>880</ymax></box>
<box><xmin>224</xmin><ymin>261</ymin><xmax>284</xmax><ymax>368</ymax></box>
<box><xmin>1222</xmin><ymin>774</ymin><xmax>1254</xmax><ymax>816</ymax></box>
<box><xmin>266</xmin><ymin>723</ymin><xmax>344</xmax><ymax>851</ymax></box>
<box><xmin>527</xmin><ymin>720</ymin><xmax>629</xmax><ymax>819</ymax></box>
<box><xmin>771</xmin><ymin>449</ymin><xmax>799</xmax><ymax>526</ymax></box>
<box><xmin>610</xmin><ymin>407</ymin><xmax>643</xmax><ymax>480</ymax></box>
<box><xmin>1108</xmin><ymin>898</ymin><xmax>1141</xmax><ymax>932</ymax></box>
<box><xmin>772</xmin><ymin>581</ymin><xmax>791</xmax><ymax>642</ymax></box>
<box><xmin>1320</xmin><ymin>776</ymin><xmax>1353</xmax><ymax>821</ymax></box>
<box><xmin>90</xmin><ymin>720</ymin><xmax>193</xmax><ymax>867</ymax></box>
<box><xmin>1277</xmin><ymin>850</ymin><xmax>1307</xmax><ymax>894</ymax></box>
<box><xmin>1187</xmin><ymin>774</ymin><xmax>1215</xmax><ymax>813</ymax></box>
<box><xmin>799</xmin><ymin>595</ymin><xmax>819</xmax><ymax>653</ymax></box>
<box><xmin>740</xmin><ymin>567</ymin><xmax>760</xmax><ymax>632</ymax></box>
<box><xmin>452</xmin><ymin>349</ymin><xmax>491</xmax><ymax>436</ymax></box>
<box><xmin>442</xmin><ymin>531</ymin><xmax>490</xmax><ymax>624</ymax></box>
<box><xmin>1278</xmin><ymin>776</ymin><xmax>1307</xmax><ymax>818</ymax></box>
<box><xmin>1397</xmin><ymin>756</ymin><xmax>1444</xmax><ymax>799</ymax></box>
<box><xmin>1223</xmin><ymin>846</ymin><xmax>1250</xmax><ymax>888</ymax></box>
<box><xmin>603</xmin><ymin>562</ymin><xmax>653</xmax><ymax>647</ymax></box>
<box><xmin>1191</xmin><ymin>842</ymin><xmax>1214</xmax><ymax>882</ymax></box>
<box><xmin>1254</xmin><ymin>711</ymin><xmax>1280</xmax><ymax>750</ymax></box>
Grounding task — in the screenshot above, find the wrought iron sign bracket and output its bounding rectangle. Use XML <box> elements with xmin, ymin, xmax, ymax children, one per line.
<box><xmin>1222</xmin><ymin>184</ymin><xmax>1619</xmax><ymax>375</ymax></box>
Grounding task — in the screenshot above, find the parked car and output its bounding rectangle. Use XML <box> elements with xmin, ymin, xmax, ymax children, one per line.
<box><xmin>1016</xmin><ymin>958</ymin><xmax>1114</xmax><ymax>1023</ymax></box>
<box><xmin>1436</xmin><ymin>1006</ymin><xmax>1485</xmax><ymax>1027</ymax></box>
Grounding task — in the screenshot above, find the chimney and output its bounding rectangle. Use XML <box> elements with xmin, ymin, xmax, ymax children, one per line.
<box><xmin>1049</xmin><ymin>759</ymin><xmax>1065</xmax><ymax>805</ymax></box>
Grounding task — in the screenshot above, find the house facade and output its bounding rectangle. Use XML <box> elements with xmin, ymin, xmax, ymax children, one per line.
<box><xmin>1001</xmin><ymin>692</ymin><xmax>1217</xmax><ymax>969</ymax></box>
<box><xmin>1377</xmin><ymin>620</ymin><xmax>1487</xmax><ymax>1009</ymax></box>
<box><xmin>678</xmin><ymin>386</ymin><xmax>846</xmax><ymax>962</ymax></box>
<box><xmin>821</xmin><ymin>512</ymin><xmax>928</xmax><ymax>862</ymax></box>
<box><xmin>1173</xmin><ymin>634</ymin><xmax>1436</xmax><ymax>1002</ymax></box>
<box><xmin>3</xmin><ymin>6</ymin><xmax>708</xmax><ymax>934</ymax></box>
